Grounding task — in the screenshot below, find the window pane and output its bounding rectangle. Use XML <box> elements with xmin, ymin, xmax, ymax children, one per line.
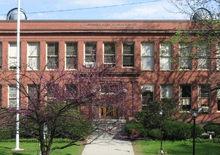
<box><xmin>9</xmin><ymin>86</ymin><xmax>16</xmax><ymax>98</ymax></box>
<box><xmin>47</xmin><ymin>57</ymin><xmax>58</xmax><ymax>69</ymax></box>
<box><xmin>198</xmin><ymin>58</ymin><xmax>210</xmax><ymax>69</ymax></box>
<box><xmin>123</xmin><ymin>56</ymin><xmax>134</xmax><ymax>66</ymax></box>
<box><xmin>28</xmin><ymin>57</ymin><xmax>39</xmax><ymax>70</ymax></box>
<box><xmin>142</xmin><ymin>91</ymin><xmax>153</xmax><ymax>105</ymax></box>
<box><xmin>104</xmin><ymin>56</ymin><xmax>115</xmax><ymax>63</ymax></box>
<box><xmin>104</xmin><ymin>43</ymin><xmax>115</xmax><ymax>54</ymax></box>
<box><xmin>200</xmin><ymin>85</ymin><xmax>210</xmax><ymax>97</ymax></box>
<box><xmin>28</xmin><ymin>43</ymin><xmax>39</xmax><ymax>56</ymax></box>
<box><xmin>47</xmin><ymin>43</ymin><xmax>58</xmax><ymax>55</ymax></box>
<box><xmin>66</xmin><ymin>57</ymin><xmax>77</xmax><ymax>69</ymax></box>
<box><xmin>142</xmin><ymin>43</ymin><xmax>153</xmax><ymax>56</ymax></box>
<box><xmin>218</xmin><ymin>100</ymin><xmax>220</xmax><ymax>111</ymax></box>
<box><xmin>85</xmin><ymin>43</ymin><xmax>96</xmax><ymax>54</ymax></box>
<box><xmin>179</xmin><ymin>58</ymin><xmax>191</xmax><ymax>69</ymax></box>
<box><xmin>9</xmin><ymin>43</ymin><xmax>17</xmax><ymax>57</ymax></box>
<box><xmin>161</xmin><ymin>44</ymin><xmax>172</xmax><ymax>56</ymax></box>
<box><xmin>142</xmin><ymin>57</ymin><xmax>153</xmax><ymax>70</ymax></box>
<box><xmin>66</xmin><ymin>43</ymin><xmax>77</xmax><ymax>55</ymax></box>
<box><xmin>9</xmin><ymin>99</ymin><xmax>16</xmax><ymax>108</ymax></box>
<box><xmin>123</xmin><ymin>43</ymin><xmax>134</xmax><ymax>54</ymax></box>
<box><xmin>160</xmin><ymin>57</ymin><xmax>171</xmax><ymax>69</ymax></box>
<box><xmin>85</xmin><ymin>56</ymin><xmax>95</xmax><ymax>62</ymax></box>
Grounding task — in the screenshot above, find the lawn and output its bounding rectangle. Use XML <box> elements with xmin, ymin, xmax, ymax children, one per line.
<box><xmin>132</xmin><ymin>139</ymin><xmax>220</xmax><ymax>155</ymax></box>
<box><xmin>0</xmin><ymin>141</ymin><xmax>85</xmax><ymax>155</ymax></box>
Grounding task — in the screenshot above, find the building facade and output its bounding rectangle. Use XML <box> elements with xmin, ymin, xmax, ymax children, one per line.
<box><xmin>0</xmin><ymin>20</ymin><xmax>220</xmax><ymax>125</ymax></box>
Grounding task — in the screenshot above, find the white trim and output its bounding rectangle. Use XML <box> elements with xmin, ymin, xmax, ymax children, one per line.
<box><xmin>122</xmin><ymin>42</ymin><xmax>135</xmax><ymax>68</ymax></box>
<box><xmin>160</xmin><ymin>43</ymin><xmax>172</xmax><ymax>70</ymax></box>
<box><xmin>65</xmin><ymin>42</ymin><xmax>78</xmax><ymax>70</ymax></box>
<box><xmin>141</xmin><ymin>42</ymin><xmax>154</xmax><ymax>70</ymax></box>
<box><xmin>27</xmin><ymin>42</ymin><xmax>40</xmax><ymax>70</ymax></box>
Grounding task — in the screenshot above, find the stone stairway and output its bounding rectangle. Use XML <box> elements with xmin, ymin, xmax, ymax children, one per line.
<box><xmin>88</xmin><ymin>119</ymin><xmax>127</xmax><ymax>142</ymax></box>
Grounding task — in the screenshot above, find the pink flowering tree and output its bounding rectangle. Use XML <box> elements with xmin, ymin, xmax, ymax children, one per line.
<box><xmin>0</xmin><ymin>55</ymin><xmax>137</xmax><ymax>155</ymax></box>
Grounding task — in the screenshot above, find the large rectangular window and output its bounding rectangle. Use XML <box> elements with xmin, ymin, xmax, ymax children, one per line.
<box><xmin>123</xmin><ymin>43</ymin><xmax>134</xmax><ymax>67</ymax></box>
<box><xmin>27</xmin><ymin>43</ymin><xmax>40</xmax><ymax>70</ymax></box>
<box><xmin>141</xmin><ymin>43</ymin><xmax>154</xmax><ymax>70</ymax></box>
<box><xmin>179</xmin><ymin>43</ymin><xmax>192</xmax><ymax>69</ymax></box>
<box><xmin>104</xmin><ymin>43</ymin><xmax>115</xmax><ymax>67</ymax></box>
<box><xmin>141</xmin><ymin>85</ymin><xmax>154</xmax><ymax>110</ymax></box>
<box><xmin>85</xmin><ymin>42</ymin><xmax>96</xmax><ymax>68</ymax></box>
<box><xmin>28</xmin><ymin>85</ymin><xmax>37</xmax><ymax>106</ymax></box>
<box><xmin>216</xmin><ymin>43</ymin><xmax>220</xmax><ymax>70</ymax></box>
<box><xmin>160</xmin><ymin>85</ymin><xmax>173</xmax><ymax>99</ymax></box>
<box><xmin>9</xmin><ymin>85</ymin><xmax>16</xmax><ymax>108</ymax></box>
<box><xmin>198</xmin><ymin>44</ymin><xmax>210</xmax><ymax>69</ymax></box>
<box><xmin>47</xmin><ymin>43</ymin><xmax>59</xmax><ymax>69</ymax></box>
<box><xmin>217</xmin><ymin>85</ymin><xmax>220</xmax><ymax>111</ymax></box>
<box><xmin>66</xmin><ymin>43</ymin><xmax>77</xmax><ymax>69</ymax></box>
<box><xmin>160</xmin><ymin>43</ymin><xmax>172</xmax><ymax>70</ymax></box>
<box><xmin>180</xmin><ymin>85</ymin><xmax>191</xmax><ymax>111</ymax></box>
<box><xmin>199</xmin><ymin>85</ymin><xmax>210</xmax><ymax>113</ymax></box>
<box><xmin>9</xmin><ymin>43</ymin><xmax>20</xmax><ymax>70</ymax></box>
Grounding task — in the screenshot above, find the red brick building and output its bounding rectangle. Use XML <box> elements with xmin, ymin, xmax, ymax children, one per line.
<box><xmin>0</xmin><ymin>20</ymin><xmax>219</xmax><ymax>125</ymax></box>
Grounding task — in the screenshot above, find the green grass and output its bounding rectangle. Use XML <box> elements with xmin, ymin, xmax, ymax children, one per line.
<box><xmin>0</xmin><ymin>141</ymin><xmax>85</xmax><ymax>155</ymax></box>
<box><xmin>132</xmin><ymin>139</ymin><xmax>220</xmax><ymax>155</ymax></box>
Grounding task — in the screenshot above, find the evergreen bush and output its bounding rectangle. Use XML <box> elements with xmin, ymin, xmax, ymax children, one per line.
<box><xmin>148</xmin><ymin>129</ymin><xmax>161</xmax><ymax>140</ymax></box>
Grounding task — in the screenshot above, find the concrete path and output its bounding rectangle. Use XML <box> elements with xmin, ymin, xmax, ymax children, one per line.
<box><xmin>81</xmin><ymin>139</ymin><xmax>135</xmax><ymax>155</ymax></box>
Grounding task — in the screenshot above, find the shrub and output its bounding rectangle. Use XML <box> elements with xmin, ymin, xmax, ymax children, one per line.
<box><xmin>125</xmin><ymin>122</ymin><xmax>147</xmax><ymax>138</ymax></box>
<box><xmin>0</xmin><ymin>128</ymin><xmax>12</xmax><ymax>140</ymax></box>
<box><xmin>203</xmin><ymin>124</ymin><xmax>220</xmax><ymax>135</ymax></box>
<box><xmin>148</xmin><ymin>129</ymin><xmax>161</xmax><ymax>140</ymax></box>
<box><xmin>163</xmin><ymin>121</ymin><xmax>190</xmax><ymax>140</ymax></box>
<box><xmin>188</xmin><ymin>123</ymin><xmax>205</xmax><ymax>138</ymax></box>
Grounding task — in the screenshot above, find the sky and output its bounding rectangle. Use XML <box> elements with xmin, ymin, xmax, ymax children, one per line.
<box><xmin>0</xmin><ymin>0</ymin><xmax>189</xmax><ymax>20</ymax></box>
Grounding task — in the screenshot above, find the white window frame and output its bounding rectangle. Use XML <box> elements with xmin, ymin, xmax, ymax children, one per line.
<box><xmin>141</xmin><ymin>43</ymin><xmax>154</xmax><ymax>70</ymax></box>
<box><xmin>141</xmin><ymin>85</ymin><xmax>154</xmax><ymax>110</ymax></box>
<box><xmin>46</xmin><ymin>42</ymin><xmax>59</xmax><ymax>70</ymax></box>
<box><xmin>160</xmin><ymin>43</ymin><xmax>172</xmax><ymax>70</ymax></box>
<box><xmin>198</xmin><ymin>85</ymin><xmax>210</xmax><ymax>108</ymax></box>
<box><xmin>65</xmin><ymin>42</ymin><xmax>78</xmax><ymax>70</ymax></box>
<box><xmin>217</xmin><ymin>85</ymin><xmax>220</xmax><ymax>112</ymax></box>
<box><xmin>216</xmin><ymin>43</ymin><xmax>220</xmax><ymax>70</ymax></box>
<box><xmin>8</xmin><ymin>85</ymin><xmax>17</xmax><ymax>108</ymax></box>
<box><xmin>84</xmin><ymin>42</ymin><xmax>96</xmax><ymax>68</ymax></box>
<box><xmin>103</xmin><ymin>42</ymin><xmax>116</xmax><ymax>67</ymax></box>
<box><xmin>179</xmin><ymin>43</ymin><xmax>192</xmax><ymax>70</ymax></box>
<box><xmin>9</xmin><ymin>43</ymin><xmax>20</xmax><ymax>70</ymax></box>
<box><xmin>198</xmin><ymin>44</ymin><xmax>211</xmax><ymax>70</ymax></box>
<box><xmin>122</xmin><ymin>42</ymin><xmax>135</xmax><ymax>67</ymax></box>
<box><xmin>160</xmin><ymin>85</ymin><xmax>173</xmax><ymax>99</ymax></box>
<box><xmin>179</xmin><ymin>85</ymin><xmax>191</xmax><ymax>111</ymax></box>
<box><xmin>27</xmin><ymin>43</ymin><xmax>40</xmax><ymax>70</ymax></box>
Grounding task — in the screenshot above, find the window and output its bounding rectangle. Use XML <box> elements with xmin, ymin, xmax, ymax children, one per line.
<box><xmin>160</xmin><ymin>43</ymin><xmax>172</xmax><ymax>70</ymax></box>
<box><xmin>0</xmin><ymin>43</ymin><xmax>2</xmax><ymax>70</ymax></box>
<box><xmin>179</xmin><ymin>43</ymin><xmax>192</xmax><ymax>69</ymax></box>
<box><xmin>199</xmin><ymin>85</ymin><xmax>210</xmax><ymax>109</ymax></box>
<box><xmin>9</xmin><ymin>43</ymin><xmax>20</xmax><ymax>70</ymax></box>
<box><xmin>180</xmin><ymin>85</ymin><xmax>191</xmax><ymax>111</ymax></box>
<box><xmin>123</xmin><ymin>43</ymin><xmax>134</xmax><ymax>67</ymax></box>
<box><xmin>198</xmin><ymin>44</ymin><xmax>210</xmax><ymax>69</ymax></box>
<box><xmin>66</xmin><ymin>85</ymin><xmax>78</xmax><ymax>109</ymax></box>
<box><xmin>27</xmin><ymin>43</ymin><xmax>39</xmax><ymax>70</ymax></box>
<box><xmin>141</xmin><ymin>43</ymin><xmax>154</xmax><ymax>70</ymax></box>
<box><xmin>217</xmin><ymin>85</ymin><xmax>220</xmax><ymax>111</ymax></box>
<box><xmin>141</xmin><ymin>85</ymin><xmax>154</xmax><ymax>110</ymax></box>
<box><xmin>28</xmin><ymin>85</ymin><xmax>37</xmax><ymax>105</ymax></box>
<box><xmin>85</xmin><ymin>42</ymin><xmax>96</xmax><ymax>68</ymax></box>
<box><xmin>216</xmin><ymin>43</ymin><xmax>220</xmax><ymax>70</ymax></box>
<box><xmin>104</xmin><ymin>43</ymin><xmax>116</xmax><ymax>67</ymax></box>
<box><xmin>0</xmin><ymin>85</ymin><xmax>2</xmax><ymax>107</ymax></box>
<box><xmin>66</xmin><ymin>43</ymin><xmax>77</xmax><ymax>69</ymax></box>
<box><xmin>9</xmin><ymin>85</ymin><xmax>16</xmax><ymax>108</ymax></box>
<box><xmin>47</xmin><ymin>43</ymin><xmax>58</xmax><ymax>69</ymax></box>
<box><xmin>160</xmin><ymin>85</ymin><xmax>173</xmax><ymax>98</ymax></box>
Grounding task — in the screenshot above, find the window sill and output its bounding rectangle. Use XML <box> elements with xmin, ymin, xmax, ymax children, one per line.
<box><xmin>141</xmin><ymin>69</ymin><xmax>153</xmax><ymax>71</ymax></box>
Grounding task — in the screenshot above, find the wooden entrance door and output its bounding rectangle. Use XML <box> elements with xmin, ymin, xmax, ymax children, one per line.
<box><xmin>101</xmin><ymin>103</ymin><xmax>117</xmax><ymax>118</ymax></box>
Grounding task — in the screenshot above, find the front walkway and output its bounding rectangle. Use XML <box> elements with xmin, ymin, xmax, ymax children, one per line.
<box><xmin>81</xmin><ymin>138</ymin><xmax>135</xmax><ymax>155</ymax></box>
<box><xmin>81</xmin><ymin>119</ymin><xmax>135</xmax><ymax>155</ymax></box>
